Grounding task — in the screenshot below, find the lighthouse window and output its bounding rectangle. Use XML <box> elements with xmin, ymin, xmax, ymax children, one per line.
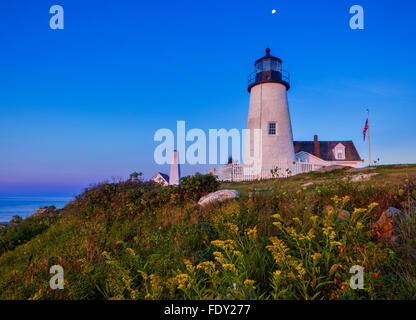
<box><xmin>268</xmin><ymin>122</ymin><xmax>276</xmax><ymax>135</ymax></box>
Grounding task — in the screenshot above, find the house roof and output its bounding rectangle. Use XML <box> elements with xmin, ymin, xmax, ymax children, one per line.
<box><xmin>152</xmin><ymin>172</ymin><xmax>170</xmax><ymax>183</ymax></box>
<box><xmin>293</xmin><ymin>141</ymin><xmax>362</xmax><ymax>162</ymax></box>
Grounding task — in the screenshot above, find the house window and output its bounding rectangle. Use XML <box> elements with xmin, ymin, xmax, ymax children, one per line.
<box><xmin>333</xmin><ymin>143</ymin><xmax>346</xmax><ymax>160</ymax></box>
<box><xmin>336</xmin><ymin>148</ymin><xmax>345</xmax><ymax>160</ymax></box>
<box><xmin>268</xmin><ymin>122</ymin><xmax>276</xmax><ymax>135</ymax></box>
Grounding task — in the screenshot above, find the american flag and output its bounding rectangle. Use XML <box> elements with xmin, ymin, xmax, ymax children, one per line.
<box><xmin>363</xmin><ymin>118</ymin><xmax>369</xmax><ymax>141</ymax></box>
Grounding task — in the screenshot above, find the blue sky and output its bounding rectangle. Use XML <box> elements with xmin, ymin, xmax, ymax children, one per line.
<box><xmin>0</xmin><ymin>0</ymin><xmax>415</xmax><ymax>196</ymax></box>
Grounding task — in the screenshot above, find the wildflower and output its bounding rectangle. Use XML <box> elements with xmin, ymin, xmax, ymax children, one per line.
<box><xmin>185</xmin><ymin>231</ymin><xmax>188</xmax><ymax>235</ymax></box>
<box><xmin>145</xmin><ymin>293</ymin><xmax>152</xmax><ymax>300</ymax></box>
<box><xmin>197</xmin><ymin>261</ymin><xmax>216</xmax><ymax>273</ymax></box>
<box><xmin>222</xmin><ymin>264</ymin><xmax>237</xmax><ymax>272</ymax></box>
<box><xmin>243</xmin><ymin>279</ymin><xmax>256</xmax><ymax>290</ymax></box>
<box><xmin>356</xmin><ymin>222</ymin><xmax>364</xmax><ymax>230</ymax></box>
<box><xmin>363</xmin><ymin>244</ymin><xmax>366</xmax><ymax>248</ymax></box>
<box><xmin>183</xmin><ymin>259</ymin><xmax>195</xmax><ymax>272</ymax></box>
<box><xmin>310</xmin><ymin>215</ymin><xmax>318</xmax><ymax>224</ymax></box>
<box><xmin>125</xmin><ymin>248</ymin><xmax>136</xmax><ymax>256</ymax></box>
<box><xmin>272</xmin><ymin>221</ymin><xmax>282</xmax><ymax>228</ymax></box>
<box><xmin>367</xmin><ymin>202</ymin><xmax>379</xmax><ymax>211</ymax></box>
<box><xmin>273</xmin><ymin>270</ymin><xmax>282</xmax><ymax>278</ymax></box>
<box><xmin>353</xmin><ymin>208</ymin><xmax>367</xmax><ymax>215</ymax></box>
<box><xmin>213</xmin><ymin>251</ymin><xmax>223</xmax><ymax>259</ymax></box>
<box><xmin>311</xmin><ymin>253</ymin><xmax>322</xmax><ymax>260</ymax></box>
<box><xmin>245</xmin><ymin>226</ymin><xmax>258</xmax><ymax>239</ymax></box>
<box><xmin>292</xmin><ymin>217</ymin><xmax>302</xmax><ymax>224</ymax></box>
<box><xmin>373</xmin><ymin>273</ymin><xmax>378</xmax><ymax>278</ymax></box>
<box><xmin>225</xmin><ymin>223</ymin><xmax>239</xmax><ymax>234</ymax></box>
<box><xmin>294</xmin><ymin>263</ymin><xmax>306</xmax><ymax>279</ymax></box>
<box><xmin>233</xmin><ymin>250</ymin><xmax>242</xmax><ymax>256</ymax></box>
<box><xmin>271</xmin><ymin>214</ymin><xmax>281</xmax><ymax>219</ymax></box>
<box><xmin>211</xmin><ymin>240</ymin><xmax>235</xmax><ymax>250</ymax></box>
<box><xmin>173</xmin><ymin>273</ymin><xmax>190</xmax><ymax>290</ymax></box>
<box><xmin>322</xmin><ymin>226</ymin><xmax>333</xmax><ymax>236</ymax></box>
<box><xmin>341</xmin><ymin>196</ymin><xmax>350</xmax><ymax>206</ymax></box>
<box><xmin>307</xmin><ymin>228</ymin><xmax>315</xmax><ymax>240</ymax></box>
<box><xmin>331</xmin><ymin>195</ymin><xmax>341</xmax><ymax>205</ymax></box>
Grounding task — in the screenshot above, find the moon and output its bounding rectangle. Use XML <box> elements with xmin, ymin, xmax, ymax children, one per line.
<box><xmin>272</xmin><ymin>9</ymin><xmax>277</xmax><ymax>14</ymax></box>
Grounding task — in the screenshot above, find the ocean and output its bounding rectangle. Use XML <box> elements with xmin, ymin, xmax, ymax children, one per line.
<box><xmin>0</xmin><ymin>196</ymin><xmax>73</xmax><ymax>223</ymax></box>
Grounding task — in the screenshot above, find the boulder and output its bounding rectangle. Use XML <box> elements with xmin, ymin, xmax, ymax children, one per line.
<box><xmin>337</xmin><ymin>210</ymin><xmax>351</xmax><ymax>222</ymax></box>
<box><xmin>322</xmin><ymin>205</ymin><xmax>335</xmax><ymax>216</ymax></box>
<box><xmin>386</xmin><ymin>207</ymin><xmax>404</xmax><ymax>220</ymax></box>
<box><xmin>371</xmin><ymin>207</ymin><xmax>403</xmax><ymax>241</ymax></box>
<box><xmin>347</xmin><ymin>167</ymin><xmax>377</xmax><ymax>173</ymax></box>
<box><xmin>346</xmin><ymin>173</ymin><xmax>379</xmax><ymax>182</ymax></box>
<box><xmin>198</xmin><ymin>189</ymin><xmax>240</xmax><ymax>207</ymax></box>
<box><xmin>302</xmin><ymin>182</ymin><xmax>314</xmax><ymax>188</ymax></box>
<box><xmin>322</xmin><ymin>205</ymin><xmax>350</xmax><ymax>222</ymax></box>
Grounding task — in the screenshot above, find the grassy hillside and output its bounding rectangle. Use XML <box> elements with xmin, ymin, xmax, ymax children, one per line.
<box><xmin>1</xmin><ymin>165</ymin><xmax>416</xmax><ymax>300</ymax></box>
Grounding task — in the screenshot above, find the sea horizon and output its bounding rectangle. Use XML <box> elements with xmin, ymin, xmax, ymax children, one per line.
<box><xmin>0</xmin><ymin>195</ymin><xmax>74</xmax><ymax>223</ymax></box>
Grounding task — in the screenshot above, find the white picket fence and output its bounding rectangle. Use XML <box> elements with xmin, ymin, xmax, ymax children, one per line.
<box><xmin>207</xmin><ymin>162</ymin><xmax>320</xmax><ymax>182</ymax></box>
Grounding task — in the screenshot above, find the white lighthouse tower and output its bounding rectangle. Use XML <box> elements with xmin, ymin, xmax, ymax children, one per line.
<box><xmin>243</xmin><ymin>48</ymin><xmax>295</xmax><ymax>175</ymax></box>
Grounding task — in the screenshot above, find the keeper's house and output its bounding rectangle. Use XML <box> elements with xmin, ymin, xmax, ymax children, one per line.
<box><xmin>295</xmin><ymin>135</ymin><xmax>363</xmax><ymax>168</ymax></box>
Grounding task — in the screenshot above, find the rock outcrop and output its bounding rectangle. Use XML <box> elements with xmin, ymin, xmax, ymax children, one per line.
<box><xmin>198</xmin><ymin>190</ymin><xmax>240</xmax><ymax>207</ymax></box>
<box><xmin>346</xmin><ymin>173</ymin><xmax>379</xmax><ymax>182</ymax></box>
<box><xmin>371</xmin><ymin>207</ymin><xmax>404</xmax><ymax>241</ymax></box>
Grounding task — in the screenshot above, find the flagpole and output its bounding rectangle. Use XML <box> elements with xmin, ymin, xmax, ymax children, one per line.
<box><xmin>367</xmin><ymin>109</ymin><xmax>371</xmax><ymax>167</ymax></box>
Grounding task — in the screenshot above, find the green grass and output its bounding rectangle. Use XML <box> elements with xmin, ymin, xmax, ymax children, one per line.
<box><xmin>0</xmin><ymin>164</ymin><xmax>415</xmax><ymax>300</ymax></box>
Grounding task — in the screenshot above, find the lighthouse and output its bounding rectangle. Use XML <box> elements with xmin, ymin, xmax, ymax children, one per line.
<box><xmin>243</xmin><ymin>48</ymin><xmax>295</xmax><ymax>175</ymax></box>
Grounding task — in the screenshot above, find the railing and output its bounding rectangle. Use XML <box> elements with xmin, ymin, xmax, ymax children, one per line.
<box><xmin>207</xmin><ymin>162</ymin><xmax>320</xmax><ymax>182</ymax></box>
<box><xmin>248</xmin><ymin>70</ymin><xmax>290</xmax><ymax>87</ymax></box>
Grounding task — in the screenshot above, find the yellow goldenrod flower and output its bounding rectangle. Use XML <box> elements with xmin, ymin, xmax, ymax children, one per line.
<box><xmin>245</xmin><ymin>226</ymin><xmax>258</xmax><ymax>239</ymax></box>
<box><xmin>295</xmin><ymin>264</ymin><xmax>306</xmax><ymax>278</ymax></box>
<box><xmin>310</xmin><ymin>215</ymin><xmax>318</xmax><ymax>223</ymax></box>
<box><xmin>353</xmin><ymin>208</ymin><xmax>367</xmax><ymax>215</ymax></box>
<box><xmin>225</xmin><ymin>222</ymin><xmax>239</xmax><ymax>234</ymax></box>
<box><xmin>183</xmin><ymin>259</ymin><xmax>195</xmax><ymax>272</ymax></box>
<box><xmin>368</xmin><ymin>202</ymin><xmax>379</xmax><ymax>211</ymax></box>
<box><xmin>341</xmin><ymin>196</ymin><xmax>350</xmax><ymax>205</ymax></box>
<box><xmin>196</xmin><ymin>261</ymin><xmax>216</xmax><ymax>273</ymax></box>
<box><xmin>222</xmin><ymin>264</ymin><xmax>237</xmax><ymax>272</ymax></box>
<box><xmin>173</xmin><ymin>273</ymin><xmax>190</xmax><ymax>290</ymax></box>
<box><xmin>211</xmin><ymin>240</ymin><xmax>235</xmax><ymax>250</ymax></box>
<box><xmin>125</xmin><ymin>248</ymin><xmax>136</xmax><ymax>256</ymax></box>
<box><xmin>243</xmin><ymin>279</ymin><xmax>256</xmax><ymax>290</ymax></box>
<box><xmin>145</xmin><ymin>293</ymin><xmax>152</xmax><ymax>300</ymax></box>
<box><xmin>272</xmin><ymin>221</ymin><xmax>282</xmax><ymax>228</ymax></box>
<box><xmin>311</xmin><ymin>253</ymin><xmax>322</xmax><ymax>260</ymax></box>
<box><xmin>273</xmin><ymin>270</ymin><xmax>282</xmax><ymax>278</ymax></box>
<box><xmin>292</xmin><ymin>217</ymin><xmax>301</xmax><ymax>224</ymax></box>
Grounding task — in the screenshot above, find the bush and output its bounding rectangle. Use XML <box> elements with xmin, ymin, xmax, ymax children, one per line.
<box><xmin>0</xmin><ymin>211</ymin><xmax>60</xmax><ymax>256</ymax></box>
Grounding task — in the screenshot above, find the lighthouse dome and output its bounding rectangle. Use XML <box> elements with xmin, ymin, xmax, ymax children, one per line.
<box><xmin>248</xmin><ymin>48</ymin><xmax>290</xmax><ymax>92</ymax></box>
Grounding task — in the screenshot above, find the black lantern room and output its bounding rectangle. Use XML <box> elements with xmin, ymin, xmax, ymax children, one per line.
<box><xmin>248</xmin><ymin>48</ymin><xmax>290</xmax><ymax>92</ymax></box>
